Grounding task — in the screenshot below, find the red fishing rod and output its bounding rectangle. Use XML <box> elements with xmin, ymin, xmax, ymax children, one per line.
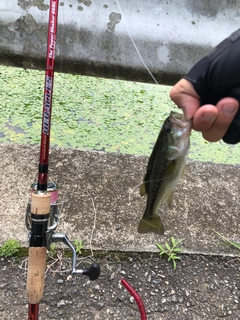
<box><xmin>25</xmin><ymin>1</ymin><xmax>100</xmax><ymax>319</ymax></box>
<box><xmin>26</xmin><ymin>0</ymin><xmax>59</xmax><ymax>318</ymax></box>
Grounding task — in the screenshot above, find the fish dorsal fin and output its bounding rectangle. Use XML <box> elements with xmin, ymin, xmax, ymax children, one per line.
<box><xmin>140</xmin><ymin>182</ymin><xmax>147</xmax><ymax>196</ymax></box>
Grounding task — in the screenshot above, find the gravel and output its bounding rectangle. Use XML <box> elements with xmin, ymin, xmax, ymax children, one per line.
<box><xmin>0</xmin><ymin>252</ymin><xmax>239</xmax><ymax>319</ymax></box>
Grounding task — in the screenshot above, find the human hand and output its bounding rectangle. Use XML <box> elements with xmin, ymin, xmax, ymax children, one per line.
<box><xmin>170</xmin><ymin>29</ymin><xmax>240</xmax><ymax>144</ymax></box>
<box><xmin>170</xmin><ymin>79</ymin><xmax>239</xmax><ymax>142</ymax></box>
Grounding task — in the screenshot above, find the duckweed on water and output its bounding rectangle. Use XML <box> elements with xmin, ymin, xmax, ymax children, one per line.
<box><xmin>0</xmin><ymin>65</ymin><xmax>239</xmax><ymax>165</ymax></box>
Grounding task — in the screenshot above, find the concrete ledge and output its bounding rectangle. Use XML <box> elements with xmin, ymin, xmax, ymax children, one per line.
<box><xmin>1</xmin><ymin>0</ymin><xmax>239</xmax><ymax>84</ymax></box>
<box><xmin>0</xmin><ymin>142</ymin><xmax>239</xmax><ymax>256</ymax></box>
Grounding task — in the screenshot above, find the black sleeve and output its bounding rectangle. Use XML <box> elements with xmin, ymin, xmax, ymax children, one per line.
<box><xmin>184</xmin><ymin>28</ymin><xmax>240</xmax><ymax>144</ymax></box>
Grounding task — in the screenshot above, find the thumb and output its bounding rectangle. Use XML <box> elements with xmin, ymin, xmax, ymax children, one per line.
<box><xmin>170</xmin><ymin>79</ymin><xmax>200</xmax><ymax>121</ymax></box>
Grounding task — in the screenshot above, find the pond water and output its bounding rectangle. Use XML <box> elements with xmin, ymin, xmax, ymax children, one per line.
<box><xmin>0</xmin><ymin>65</ymin><xmax>239</xmax><ymax>165</ymax></box>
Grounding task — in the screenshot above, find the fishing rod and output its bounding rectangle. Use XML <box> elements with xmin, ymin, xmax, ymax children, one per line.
<box><xmin>25</xmin><ymin>1</ymin><xmax>100</xmax><ymax>319</ymax></box>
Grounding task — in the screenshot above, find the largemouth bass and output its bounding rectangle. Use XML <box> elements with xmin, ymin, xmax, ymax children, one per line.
<box><xmin>138</xmin><ymin>111</ymin><xmax>191</xmax><ymax>235</ymax></box>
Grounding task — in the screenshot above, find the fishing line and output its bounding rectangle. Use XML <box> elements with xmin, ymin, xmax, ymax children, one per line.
<box><xmin>50</xmin><ymin>8</ymin><xmax>97</xmax><ymax>268</ymax></box>
<box><xmin>128</xmin><ymin>173</ymin><xmax>185</xmax><ymax>206</ymax></box>
<box><xmin>128</xmin><ymin>179</ymin><xmax>169</xmax><ymax>205</ymax></box>
<box><xmin>76</xmin><ymin>186</ymin><xmax>98</xmax><ymax>260</ymax></box>
<box><xmin>116</xmin><ymin>0</ymin><xmax>160</xmax><ymax>85</ymax></box>
<box><xmin>88</xmin><ymin>192</ymin><xmax>98</xmax><ymax>258</ymax></box>
<box><xmin>128</xmin><ymin>182</ymin><xmax>143</xmax><ymax>205</ymax></box>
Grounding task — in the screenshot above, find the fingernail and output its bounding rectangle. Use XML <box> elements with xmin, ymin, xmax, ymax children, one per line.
<box><xmin>221</xmin><ymin>104</ymin><xmax>237</xmax><ymax>116</ymax></box>
<box><xmin>181</xmin><ymin>108</ymin><xmax>192</xmax><ymax>121</ymax></box>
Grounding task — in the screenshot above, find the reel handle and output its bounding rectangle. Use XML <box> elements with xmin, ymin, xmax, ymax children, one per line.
<box><xmin>74</xmin><ymin>262</ymin><xmax>100</xmax><ymax>280</ymax></box>
<box><xmin>52</xmin><ymin>233</ymin><xmax>100</xmax><ymax>280</ymax></box>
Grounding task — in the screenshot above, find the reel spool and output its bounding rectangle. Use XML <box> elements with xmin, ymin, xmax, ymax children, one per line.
<box><xmin>26</xmin><ymin>182</ymin><xmax>59</xmax><ymax>233</ymax></box>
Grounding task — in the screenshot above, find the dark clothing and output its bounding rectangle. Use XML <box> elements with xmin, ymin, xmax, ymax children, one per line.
<box><xmin>184</xmin><ymin>29</ymin><xmax>240</xmax><ymax>144</ymax></box>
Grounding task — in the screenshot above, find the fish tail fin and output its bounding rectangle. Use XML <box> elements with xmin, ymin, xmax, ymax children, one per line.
<box><xmin>137</xmin><ymin>215</ymin><xmax>164</xmax><ymax>235</ymax></box>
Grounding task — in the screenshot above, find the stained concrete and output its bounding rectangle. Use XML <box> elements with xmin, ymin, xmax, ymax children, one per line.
<box><xmin>0</xmin><ymin>142</ymin><xmax>239</xmax><ymax>256</ymax></box>
<box><xmin>1</xmin><ymin>0</ymin><xmax>240</xmax><ymax>84</ymax></box>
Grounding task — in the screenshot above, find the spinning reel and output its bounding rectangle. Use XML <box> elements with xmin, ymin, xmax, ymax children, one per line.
<box><xmin>25</xmin><ymin>182</ymin><xmax>100</xmax><ymax>281</ymax></box>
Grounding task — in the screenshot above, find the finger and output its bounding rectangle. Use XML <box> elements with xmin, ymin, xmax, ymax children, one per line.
<box><xmin>203</xmin><ymin>98</ymin><xmax>239</xmax><ymax>142</ymax></box>
<box><xmin>170</xmin><ymin>79</ymin><xmax>200</xmax><ymax>121</ymax></box>
<box><xmin>192</xmin><ymin>105</ymin><xmax>219</xmax><ymax>133</ymax></box>
<box><xmin>192</xmin><ymin>98</ymin><xmax>239</xmax><ymax>141</ymax></box>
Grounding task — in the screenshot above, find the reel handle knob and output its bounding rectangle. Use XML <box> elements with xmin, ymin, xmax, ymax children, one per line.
<box><xmin>82</xmin><ymin>262</ymin><xmax>100</xmax><ymax>280</ymax></box>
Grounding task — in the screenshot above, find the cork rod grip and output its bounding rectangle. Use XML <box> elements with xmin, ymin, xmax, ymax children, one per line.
<box><xmin>26</xmin><ymin>247</ymin><xmax>47</xmax><ymax>304</ymax></box>
<box><xmin>26</xmin><ymin>192</ymin><xmax>51</xmax><ymax>304</ymax></box>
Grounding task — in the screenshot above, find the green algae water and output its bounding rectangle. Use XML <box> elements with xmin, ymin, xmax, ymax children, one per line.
<box><xmin>0</xmin><ymin>65</ymin><xmax>239</xmax><ymax>165</ymax></box>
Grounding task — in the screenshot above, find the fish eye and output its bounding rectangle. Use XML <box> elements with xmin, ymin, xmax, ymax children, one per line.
<box><xmin>164</xmin><ymin>122</ymin><xmax>171</xmax><ymax>134</ymax></box>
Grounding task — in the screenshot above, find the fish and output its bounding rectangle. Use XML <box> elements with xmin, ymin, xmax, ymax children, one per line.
<box><xmin>138</xmin><ymin>111</ymin><xmax>192</xmax><ymax>235</ymax></box>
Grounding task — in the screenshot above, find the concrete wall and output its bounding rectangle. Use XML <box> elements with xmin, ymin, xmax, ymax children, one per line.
<box><xmin>1</xmin><ymin>0</ymin><xmax>240</xmax><ymax>84</ymax></box>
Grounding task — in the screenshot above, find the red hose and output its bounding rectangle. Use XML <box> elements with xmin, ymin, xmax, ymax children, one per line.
<box><xmin>121</xmin><ymin>279</ymin><xmax>147</xmax><ymax>320</ymax></box>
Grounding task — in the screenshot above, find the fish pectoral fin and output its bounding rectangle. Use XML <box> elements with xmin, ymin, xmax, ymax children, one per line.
<box><xmin>140</xmin><ymin>182</ymin><xmax>147</xmax><ymax>196</ymax></box>
<box><xmin>166</xmin><ymin>160</ymin><xmax>177</xmax><ymax>176</ymax></box>
<box><xmin>137</xmin><ymin>215</ymin><xmax>164</xmax><ymax>235</ymax></box>
<box><xmin>181</xmin><ymin>165</ymin><xmax>186</xmax><ymax>178</ymax></box>
<box><xmin>165</xmin><ymin>191</ymin><xmax>173</xmax><ymax>209</ymax></box>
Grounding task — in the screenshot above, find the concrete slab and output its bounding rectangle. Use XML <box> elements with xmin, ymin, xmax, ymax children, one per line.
<box><xmin>0</xmin><ymin>142</ymin><xmax>239</xmax><ymax>256</ymax></box>
<box><xmin>1</xmin><ymin>0</ymin><xmax>239</xmax><ymax>84</ymax></box>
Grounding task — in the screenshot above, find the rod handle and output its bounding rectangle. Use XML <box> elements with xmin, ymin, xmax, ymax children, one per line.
<box><xmin>26</xmin><ymin>247</ymin><xmax>47</xmax><ymax>304</ymax></box>
<box><xmin>26</xmin><ymin>191</ymin><xmax>51</xmax><ymax>304</ymax></box>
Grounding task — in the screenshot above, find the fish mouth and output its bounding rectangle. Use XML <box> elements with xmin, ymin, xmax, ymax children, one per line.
<box><xmin>169</xmin><ymin>111</ymin><xmax>191</xmax><ymax>130</ymax></box>
<box><xmin>167</xmin><ymin>111</ymin><xmax>191</xmax><ymax>159</ymax></box>
<box><xmin>169</xmin><ymin>111</ymin><xmax>192</xmax><ymax>144</ymax></box>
